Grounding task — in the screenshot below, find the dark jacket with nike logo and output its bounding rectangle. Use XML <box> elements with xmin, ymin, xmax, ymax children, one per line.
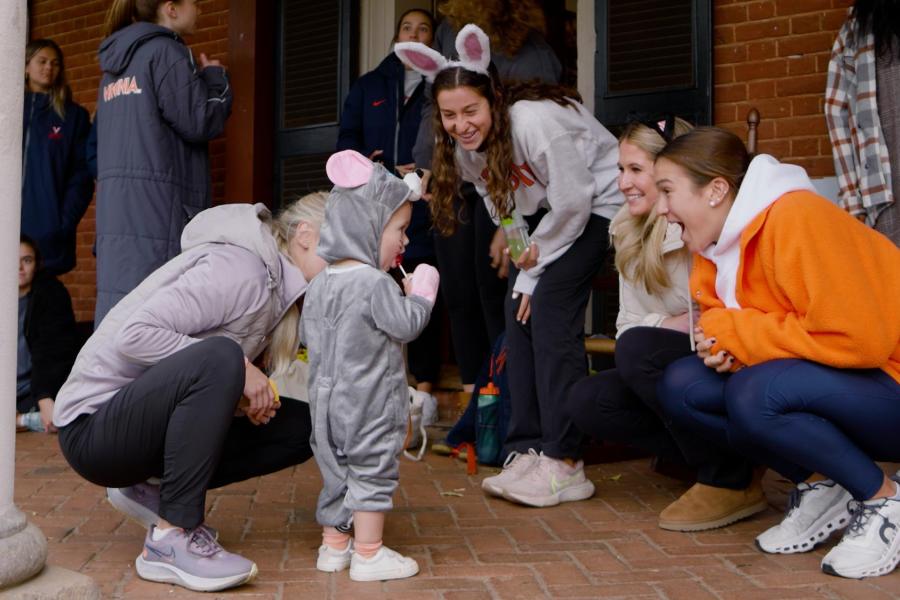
<box><xmin>21</xmin><ymin>92</ymin><xmax>93</xmax><ymax>275</ymax></box>
<box><xmin>336</xmin><ymin>53</ymin><xmax>432</xmax><ymax>258</ymax></box>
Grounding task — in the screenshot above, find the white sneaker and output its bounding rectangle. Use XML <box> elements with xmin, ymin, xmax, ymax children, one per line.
<box><xmin>481</xmin><ymin>449</ymin><xmax>539</xmax><ymax>497</ymax></box>
<box><xmin>349</xmin><ymin>545</ymin><xmax>419</xmax><ymax>581</ymax></box>
<box><xmin>501</xmin><ymin>453</ymin><xmax>595</xmax><ymax>508</ymax></box>
<box><xmin>821</xmin><ymin>493</ymin><xmax>900</xmax><ymax>579</ymax></box>
<box><xmin>756</xmin><ymin>480</ymin><xmax>851</xmax><ymax>554</ymax></box>
<box><xmin>316</xmin><ymin>539</ymin><xmax>352</xmax><ymax>572</ymax></box>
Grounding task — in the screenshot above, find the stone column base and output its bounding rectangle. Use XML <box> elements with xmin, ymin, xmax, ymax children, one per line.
<box><xmin>0</xmin><ymin>566</ymin><xmax>100</xmax><ymax>600</ymax></box>
<box><xmin>0</xmin><ymin>506</ymin><xmax>46</xmax><ymax>589</ymax></box>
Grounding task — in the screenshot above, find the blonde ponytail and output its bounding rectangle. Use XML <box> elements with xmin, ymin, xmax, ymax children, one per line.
<box><xmin>264</xmin><ymin>191</ymin><xmax>328</xmax><ymax>377</ymax></box>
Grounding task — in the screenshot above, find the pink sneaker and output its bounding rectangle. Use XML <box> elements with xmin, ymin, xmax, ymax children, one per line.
<box><xmin>481</xmin><ymin>449</ymin><xmax>540</xmax><ymax>497</ymax></box>
<box><xmin>501</xmin><ymin>453</ymin><xmax>595</xmax><ymax>507</ymax></box>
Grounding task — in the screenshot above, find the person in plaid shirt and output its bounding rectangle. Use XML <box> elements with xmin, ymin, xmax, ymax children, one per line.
<box><xmin>825</xmin><ymin>1</ymin><xmax>900</xmax><ymax>246</ymax></box>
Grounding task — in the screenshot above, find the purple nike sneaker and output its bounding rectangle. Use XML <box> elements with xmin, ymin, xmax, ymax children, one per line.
<box><xmin>135</xmin><ymin>525</ymin><xmax>257</xmax><ymax>592</ymax></box>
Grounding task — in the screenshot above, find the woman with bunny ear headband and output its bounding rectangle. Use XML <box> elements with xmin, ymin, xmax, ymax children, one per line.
<box><xmin>401</xmin><ymin>3</ymin><xmax>562</xmax><ymax>400</ymax></box>
<box><xmin>396</xmin><ymin>25</ymin><xmax>624</xmax><ymax>508</ymax></box>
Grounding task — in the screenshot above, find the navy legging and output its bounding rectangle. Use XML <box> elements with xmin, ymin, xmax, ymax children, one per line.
<box><xmin>658</xmin><ymin>356</ymin><xmax>900</xmax><ymax>500</ymax></box>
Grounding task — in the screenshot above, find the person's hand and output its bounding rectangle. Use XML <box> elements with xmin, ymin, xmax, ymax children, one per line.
<box><xmin>37</xmin><ymin>398</ymin><xmax>57</xmax><ymax>434</ymax></box>
<box><xmin>512</xmin><ymin>243</ymin><xmax>539</xmax><ymax>271</ymax></box>
<box><xmin>694</xmin><ymin>326</ymin><xmax>713</xmax><ymax>358</ymax></box>
<box><xmin>661</xmin><ymin>312</ymin><xmax>691</xmax><ymax>333</ymax></box>
<box><xmin>489</xmin><ymin>228</ymin><xmax>510</xmax><ymax>279</ymax></box>
<box><xmin>513</xmin><ymin>292</ymin><xmax>532</xmax><ymax>324</ymax></box>
<box><xmin>396</xmin><ymin>163</ymin><xmax>416</xmax><ymax>177</ymax></box>
<box><xmin>243</xmin><ymin>362</ymin><xmax>277</xmax><ymax>424</ymax></box>
<box><xmin>198</xmin><ymin>53</ymin><xmax>222</xmax><ymax>69</ymax></box>
<box><xmin>703</xmin><ymin>350</ymin><xmax>743</xmax><ymax>373</ymax></box>
<box><xmin>418</xmin><ymin>168</ymin><xmax>432</xmax><ymax>201</ymax></box>
<box><xmin>368</xmin><ymin>149</ymin><xmax>384</xmax><ymax>163</ymax></box>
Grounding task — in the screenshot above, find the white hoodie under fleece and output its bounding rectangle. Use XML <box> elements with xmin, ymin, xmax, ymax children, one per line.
<box><xmin>455</xmin><ymin>99</ymin><xmax>623</xmax><ymax>295</ymax></box>
<box><xmin>701</xmin><ymin>154</ymin><xmax>816</xmax><ymax>309</ymax></box>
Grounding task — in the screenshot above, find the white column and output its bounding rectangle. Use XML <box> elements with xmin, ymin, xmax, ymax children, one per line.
<box><xmin>0</xmin><ymin>0</ymin><xmax>48</xmax><ymax>588</ymax></box>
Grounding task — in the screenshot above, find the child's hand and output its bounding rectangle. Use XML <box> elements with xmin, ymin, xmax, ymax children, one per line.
<box><xmin>408</xmin><ymin>264</ymin><xmax>440</xmax><ymax>304</ymax></box>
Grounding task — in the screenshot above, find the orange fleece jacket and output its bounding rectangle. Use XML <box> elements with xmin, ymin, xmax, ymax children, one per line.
<box><xmin>692</xmin><ymin>191</ymin><xmax>900</xmax><ymax>384</ymax></box>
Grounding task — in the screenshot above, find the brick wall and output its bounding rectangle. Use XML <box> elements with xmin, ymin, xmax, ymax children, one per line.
<box><xmin>28</xmin><ymin>0</ymin><xmax>230</xmax><ymax>321</ymax></box>
<box><xmin>713</xmin><ymin>0</ymin><xmax>852</xmax><ymax>176</ymax></box>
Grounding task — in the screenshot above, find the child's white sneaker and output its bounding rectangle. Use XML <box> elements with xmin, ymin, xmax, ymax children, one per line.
<box><xmin>821</xmin><ymin>494</ymin><xmax>900</xmax><ymax>579</ymax></box>
<box><xmin>316</xmin><ymin>539</ymin><xmax>352</xmax><ymax>572</ymax></box>
<box><xmin>502</xmin><ymin>453</ymin><xmax>595</xmax><ymax>507</ymax></box>
<box><xmin>481</xmin><ymin>449</ymin><xmax>539</xmax><ymax>497</ymax></box>
<box><xmin>349</xmin><ymin>545</ymin><xmax>419</xmax><ymax>581</ymax></box>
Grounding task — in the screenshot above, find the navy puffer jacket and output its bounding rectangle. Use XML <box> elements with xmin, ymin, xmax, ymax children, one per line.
<box><xmin>94</xmin><ymin>22</ymin><xmax>232</xmax><ymax>324</ymax></box>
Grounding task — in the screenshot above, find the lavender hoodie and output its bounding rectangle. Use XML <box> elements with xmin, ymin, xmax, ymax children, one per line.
<box><xmin>53</xmin><ymin>203</ymin><xmax>308</xmax><ymax>427</ymax></box>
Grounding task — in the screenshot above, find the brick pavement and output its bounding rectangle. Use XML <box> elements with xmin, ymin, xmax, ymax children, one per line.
<box><xmin>12</xmin><ymin>430</ymin><xmax>900</xmax><ymax>599</ymax></box>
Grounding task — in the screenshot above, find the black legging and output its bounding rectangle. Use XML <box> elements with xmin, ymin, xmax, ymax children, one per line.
<box><xmin>433</xmin><ymin>184</ymin><xmax>507</xmax><ymax>383</ymax></box>
<box><xmin>58</xmin><ymin>337</ymin><xmax>314</xmax><ymax>528</ymax></box>
<box><xmin>565</xmin><ymin>326</ymin><xmax>754</xmax><ymax>489</ymax></box>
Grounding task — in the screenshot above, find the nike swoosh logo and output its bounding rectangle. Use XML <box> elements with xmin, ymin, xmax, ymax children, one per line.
<box><xmin>148</xmin><ymin>545</ymin><xmax>176</xmax><ymax>562</ymax></box>
<box><xmin>372</xmin><ymin>99</ymin><xmax>386</xmax><ymax>107</ymax></box>
<box><xmin>551</xmin><ymin>474</ymin><xmax>580</xmax><ymax>495</ymax></box>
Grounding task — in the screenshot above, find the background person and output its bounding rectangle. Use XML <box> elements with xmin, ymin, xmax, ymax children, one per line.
<box><xmin>16</xmin><ymin>235</ymin><xmax>81</xmax><ymax>434</ymax></box>
<box><xmin>826</xmin><ymin>0</ymin><xmax>900</xmax><ymax>245</ymax></box>
<box><xmin>21</xmin><ymin>39</ymin><xmax>93</xmax><ymax>275</ymax></box>
<box><xmin>94</xmin><ymin>0</ymin><xmax>233</xmax><ymax>324</ymax></box>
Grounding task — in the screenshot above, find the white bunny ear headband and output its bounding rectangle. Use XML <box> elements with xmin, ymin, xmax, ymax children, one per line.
<box><xmin>394</xmin><ymin>23</ymin><xmax>491</xmax><ymax>83</ymax></box>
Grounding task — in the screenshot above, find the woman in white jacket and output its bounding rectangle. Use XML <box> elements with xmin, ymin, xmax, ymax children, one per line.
<box><xmin>565</xmin><ymin>118</ymin><xmax>764</xmax><ymax>533</ymax></box>
<box><xmin>53</xmin><ymin>193</ymin><xmax>328</xmax><ymax>593</ymax></box>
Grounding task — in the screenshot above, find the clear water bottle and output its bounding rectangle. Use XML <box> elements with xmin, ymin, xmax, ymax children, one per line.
<box><xmin>500</xmin><ymin>211</ymin><xmax>531</xmax><ymax>262</ymax></box>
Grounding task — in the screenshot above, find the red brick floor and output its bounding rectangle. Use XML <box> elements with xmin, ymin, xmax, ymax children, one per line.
<box><xmin>12</xmin><ymin>431</ymin><xmax>900</xmax><ymax>599</ymax></box>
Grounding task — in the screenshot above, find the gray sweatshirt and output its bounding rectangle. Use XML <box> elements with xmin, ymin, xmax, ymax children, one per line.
<box><xmin>300</xmin><ymin>164</ymin><xmax>432</xmax><ymax>526</ymax></box>
<box><xmin>456</xmin><ymin>99</ymin><xmax>623</xmax><ymax>295</ymax></box>
<box><xmin>54</xmin><ymin>203</ymin><xmax>307</xmax><ymax>427</ymax></box>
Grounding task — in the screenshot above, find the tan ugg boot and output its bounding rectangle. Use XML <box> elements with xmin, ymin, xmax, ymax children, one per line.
<box><xmin>658</xmin><ymin>480</ymin><xmax>769</xmax><ymax>532</ymax></box>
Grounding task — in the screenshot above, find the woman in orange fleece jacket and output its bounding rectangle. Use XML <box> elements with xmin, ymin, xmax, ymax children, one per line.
<box><xmin>653</xmin><ymin>127</ymin><xmax>900</xmax><ymax>581</ymax></box>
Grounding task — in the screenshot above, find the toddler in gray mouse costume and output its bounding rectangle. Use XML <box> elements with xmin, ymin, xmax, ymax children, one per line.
<box><xmin>300</xmin><ymin>150</ymin><xmax>439</xmax><ymax>581</ymax></box>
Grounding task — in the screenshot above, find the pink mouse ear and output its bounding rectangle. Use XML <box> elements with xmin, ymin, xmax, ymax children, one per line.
<box><xmin>455</xmin><ymin>24</ymin><xmax>491</xmax><ymax>74</ymax></box>
<box><xmin>394</xmin><ymin>42</ymin><xmax>449</xmax><ymax>82</ymax></box>
<box><xmin>326</xmin><ymin>150</ymin><xmax>374</xmax><ymax>188</ymax></box>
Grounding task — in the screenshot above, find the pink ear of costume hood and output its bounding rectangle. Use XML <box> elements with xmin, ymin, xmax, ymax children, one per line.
<box><xmin>326</xmin><ymin>150</ymin><xmax>374</xmax><ymax>188</ymax></box>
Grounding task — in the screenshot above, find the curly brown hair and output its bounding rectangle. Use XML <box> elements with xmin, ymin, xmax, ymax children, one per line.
<box><xmin>439</xmin><ymin>0</ymin><xmax>546</xmax><ymax>55</ymax></box>
<box><xmin>430</xmin><ymin>66</ymin><xmax>581</xmax><ymax>236</ymax></box>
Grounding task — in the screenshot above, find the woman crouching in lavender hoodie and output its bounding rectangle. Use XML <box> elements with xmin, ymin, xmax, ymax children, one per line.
<box><xmin>53</xmin><ymin>193</ymin><xmax>328</xmax><ymax>592</ymax></box>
